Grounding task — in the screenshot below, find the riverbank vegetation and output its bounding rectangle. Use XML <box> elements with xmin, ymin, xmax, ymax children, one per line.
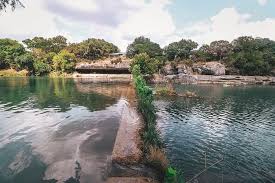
<box><xmin>127</xmin><ymin>36</ymin><xmax>275</xmax><ymax>76</ymax></box>
<box><xmin>0</xmin><ymin>36</ymin><xmax>119</xmax><ymax>77</ymax></box>
<box><xmin>1</xmin><ymin>35</ymin><xmax>275</xmax><ymax>77</ymax></box>
<box><xmin>131</xmin><ymin>63</ymin><xmax>182</xmax><ymax>182</ymax></box>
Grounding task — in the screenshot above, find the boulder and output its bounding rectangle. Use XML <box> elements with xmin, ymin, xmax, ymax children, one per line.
<box><xmin>162</xmin><ymin>63</ymin><xmax>175</xmax><ymax>75</ymax></box>
<box><xmin>176</xmin><ymin>64</ymin><xmax>193</xmax><ymax>75</ymax></box>
<box><xmin>193</xmin><ymin>62</ymin><xmax>226</xmax><ymax>76</ymax></box>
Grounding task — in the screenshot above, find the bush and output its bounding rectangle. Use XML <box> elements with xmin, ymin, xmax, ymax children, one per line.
<box><xmin>0</xmin><ymin>69</ymin><xmax>28</xmax><ymax>77</ymax></box>
<box><xmin>33</xmin><ymin>59</ymin><xmax>51</xmax><ymax>76</ymax></box>
<box><xmin>130</xmin><ymin>53</ymin><xmax>161</xmax><ymax>76</ymax></box>
<box><xmin>14</xmin><ymin>52</ymin><xmax>34</xmax><ymax>72</ymax></box>
<box><xmin>52</xmin><ymin>50</ymin><xmax>76</xmax><ymax>73</ymax></box>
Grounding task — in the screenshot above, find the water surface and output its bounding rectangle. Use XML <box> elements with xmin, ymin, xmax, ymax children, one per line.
<box><xmin>0</xmin><ymin>78</ymin><xmax>131</xmax><ymax>183</ymax></box>
<box><xmin>155</xmin><ymin>84</ymin><xmax>275</xmax><ymax>183</ymax></box>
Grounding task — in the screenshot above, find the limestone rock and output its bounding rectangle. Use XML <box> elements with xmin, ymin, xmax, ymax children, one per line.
<box><xmin>162</xmin><ymin>64</ymin><xmax>175</xmax><ymax>75</ymax></box>
<box><xmin>176</xmin><ymin>64</ymin><xmax>193</xmax><ymax>75</ymax></box>
<box><xmin>193</xmin><ymin>62</ymin><xmax>226</xmax><ymax>76</ymax></box>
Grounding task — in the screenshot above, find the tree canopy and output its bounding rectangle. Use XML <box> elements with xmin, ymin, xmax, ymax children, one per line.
<box><xmin>1</xmin><ymin>35</ymin><xmax>275</xmax><ymax>76</ymax></box>
<box><xmin>66</xmin><ymin>38</ymin><xmax>119</xmax><ymax>60</ymax></box>
<box><xmin>126</xmin><ymin>36</ymin><xmax>162</xmax><ymax>58</ymax></box>
<box><xmin>164</xmin><ymin>39</ymin><xmax>198</xmax><ymax>61</ymax></box>
<box><xmin>23</xmin><ymin>36</ymin><xmax>67</xmax><ymax>54</ymax></box>
<box><xmin>0</xmin><ymin>0</ymin><xmax>24</xmax><ymax>11</ymax></box>
<box><xmin>230</xmin><ymin>36</ymin><xmax>275</xmax><ymax>75</ymax></box>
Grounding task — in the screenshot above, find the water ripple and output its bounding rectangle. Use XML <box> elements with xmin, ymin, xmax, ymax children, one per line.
<box><xmin>156</xmin><ymin>85</ymin><xmax>275</xmax><ymax>183</ymax></box>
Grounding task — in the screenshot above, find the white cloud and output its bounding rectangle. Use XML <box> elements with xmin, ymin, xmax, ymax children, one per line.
<box><xmin>0</xmin><ymin>0</ymin><xmax>175</xmax><ymax>51</ymax></box>
<box><xmin>0</xmin><ymin>1</ymin><xmax>275</xmax><ymax>51</ymax></box>
<box><xmin>177</xmin><ymin>7</ymin><xmax>275</xmax><ymax>45</ymax></box>
<box><xmin>257</xmin><ymin>0</ymin><xmax>268</xmax><ymax>6</ymax></box>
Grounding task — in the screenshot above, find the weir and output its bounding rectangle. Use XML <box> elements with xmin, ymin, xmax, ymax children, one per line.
<box><xmin>74</xmin><ymin>80</ymin><xmax>159</xmax><ymax>182</ymax></box>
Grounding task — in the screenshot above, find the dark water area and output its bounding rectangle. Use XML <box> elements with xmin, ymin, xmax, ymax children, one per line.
<box><xmin>155</xmin><ymin>84</ymin><xmax>275</xmax><ymax>183</ymax></box>
<box><xmin>0</xmin><ymin>77</ymin><xmax>129</xmax><ymax>183</ymax></box>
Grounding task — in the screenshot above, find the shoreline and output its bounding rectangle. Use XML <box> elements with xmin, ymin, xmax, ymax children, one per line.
<box><xmin>1</xmin><ymin>73</ymin><xmax>275</xmax><ymax>86</ymax></box>
<box><xmin>152</xmin><ymin>74</ymin><xmax>275</xmax><ymax>86</ymax></box>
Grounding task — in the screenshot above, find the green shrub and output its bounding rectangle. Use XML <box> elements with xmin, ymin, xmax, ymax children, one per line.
<box><xmin>53</xmin><ymin>50</ymin><xmax>76</xmax><ymax>73</ymax></box>
<box><xmin>33</xmin><ymin>59</ymin><xmax>51</xmax><ymax>76</ymax></box>
<box><xmin>130</xmin><ymin>53</ymin><xmax>161</xmax><ymax>76</ymax></box>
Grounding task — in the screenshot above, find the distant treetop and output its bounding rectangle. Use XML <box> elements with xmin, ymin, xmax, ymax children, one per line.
<box><xmin>0</xmin><ymin>0</ymin><xmax>24</xmax><ymax>11</ymax></box>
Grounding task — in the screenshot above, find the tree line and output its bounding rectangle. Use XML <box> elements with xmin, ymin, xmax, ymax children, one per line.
<box><xmin>0</xmin><ymin>36</ymin><xmax>119</xmax><ymax>76</ymax></box>
<box><xmin>128</xmin><ymin>36</ymin><xmax>275</xmax><ymax>76</ymax></box>
<box><xmin>0</xmin><ymin>35</ymin><xmax>275</xmax><ymax>76</ymax></box>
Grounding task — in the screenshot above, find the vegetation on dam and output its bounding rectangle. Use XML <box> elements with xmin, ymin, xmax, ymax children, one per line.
<box><xmin>131</xmin><ymin>62</ymin><xmax>183</xmax><ymax>182</ymax></box>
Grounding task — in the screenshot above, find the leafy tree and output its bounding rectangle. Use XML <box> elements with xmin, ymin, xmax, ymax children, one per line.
<box><xmin>126</xmin><ymin>36</ymin><xmax>162</xmax><ymax>58</ymax></box>
<box><xmin>0</xmin><ymin>38</ymin><xmax>26</xmax><ymax>69</ymax></box>
<box><xmin>192</xmin><ymin>44</ymin><xmax>212</xmax><ymax>61</ymax></box>
<box><xmin>33</xmin><ymin>59</ymin><xmax>51</xmax><ymax>76</ymax></box>
<box><xmin>164</xmin><ymin>39</ymin><xmax>198</xmax><ymax>61</ymax></box>
<box><xmin>0</xmin><ymin>0</ymin><xmax>23</xmax><ymax>11</ymax></box>
<box><xmin>66</xmin><ymin>38</ymin><xmax>119</xmax><ymax>60</ymax></box>
<box><xmin>231</xmin><ymin>36</ymin><xmax>275</xmax><ymax>75</ymax></box>
<box><xmin>52</xmin><ymin>50</ymin><xmax>76</xmax><ymax>73</ymax></box>
<box><xmin>130</xmin><ymin>53</ymin><xmax>161</xmax><ymax>76</ymax></box>
<box><xmin>31</xmin><ymin>48</ymin><xmax>56</xmax><ymax>76</ymax></box>
<box><xmin>194</xmin><ymin>41</ymin><xmax>233</xmax><ymax>61</ymax></box>
<box><xmin>14</xmin><ymin>52</ymin><xmax>34</xmax><ymax>71</ymax></box>
<box><xmin>23</xmin><ymin>36</ymin><xmax>67</xmax><ymax>53</ymax></box>
<box><xmin>208</xmin><ymin>40</ymin><xmax>233</xmax><ymax>60</ymax></box>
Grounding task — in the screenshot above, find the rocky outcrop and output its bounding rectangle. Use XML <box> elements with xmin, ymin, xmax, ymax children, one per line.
<box><xmin>176</xmin><ymin>64</ymin><xmax>193</xmax><ymax>75</ymax></box>
<box><xmin>162</xmin><ymin>63</ymin><xmax>175</xmax><ymax>75</ymax></box>
<box><xmin>75</xmin><ymin>56</ymin><xmax>131</xmax><ymax>74</ymax></box>
<box><xmin>193</xmin><ymin>62</ymin><xmax>226</xmax><ymax>76</ymax></box>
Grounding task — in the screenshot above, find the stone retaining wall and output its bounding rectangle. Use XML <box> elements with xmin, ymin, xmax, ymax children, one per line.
<box><xmin>73</xmin><ymin>73</ymin><xmax>132</xmax><ymax>83</ymax></box>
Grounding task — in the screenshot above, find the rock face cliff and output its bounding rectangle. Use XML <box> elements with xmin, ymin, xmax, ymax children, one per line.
<box><xmin>162</xmin><ymin>61</ymin><xmax>226</xmax><ymax>76</ymax></box>
<box><xmin>75</xmin><ymin>56</ymin><xmax>131</xmax><ymax>74</ymax></box>
<box><xmin>157</xmin><ymin>61</ymin><xmax>275</xmax><ymax>85</ymax></box>
<box><xmin>193</xmin><ymin>62</ymin><xmax>226</xmax><ymax>75</ymax></box>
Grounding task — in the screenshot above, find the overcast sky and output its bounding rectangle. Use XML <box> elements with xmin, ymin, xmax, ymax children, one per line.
<box><xmin>0</xmin><ymin>0</ymin><xmax>275</xmax><ymax>51</ymax></box>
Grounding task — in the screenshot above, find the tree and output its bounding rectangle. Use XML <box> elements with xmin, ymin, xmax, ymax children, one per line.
<box><xmin>0</xmin><ymin>0</ymin><xmax>24</xmax><ymax>11</ymax></box>
<box><xmin>230</xmin><ymin>36</ymin><xmax>275</xmax><ymax>75</ymax></box>
<box><xmin>192</xmin><ymin>44</ymin><xmax>212</xmax><ymax>61</ymax></box>
<box><xmin>14</xmin><ymin>52</ymin><xmax>34</xmax><ymax>71</ymax></box>
<box><xmin>164</xmin><ymin>39</ymin><xmax>198</xmax><ymax>61</ymax></box>
<box><xmin>126</xmin><ymin>36</ymin><xmax>162</xmax><ymax>58</ymax></box>
<box><xmin>33</xmin><ymin>59</ymin><xmax>51</xmax><ymax>76</ymax></box>
<box><xmin>208</xmin><ymin>40</ymin><xmax>233</xmax><ymax>60</ymax></box>
<box><xmin>66</xmin><ymin>38</ymin><xmax>119</xmax><ymax>60</ymax></box>
<box><xmin>0</xmin><ymin>38</ymin><xmax>26</xmax><ymax>69</ymax></box>
<box><xmin>31</xmin><ymin>48</ymin><xmax>56</xmax><ymax>75</ymax></box>
<box><xmin>23</xmin><ymin>36</ymin><xmax>67</xmax><ymax>53</ymax></box>
<box><xmin>52</xmin><ymin>50</ymin><xmax>76</xmax><ymax>73</ymax></box>
<box><xmin>130</xmin><ymin>53</ymin><xmax>161</xmax><ymax>76</ymax></box>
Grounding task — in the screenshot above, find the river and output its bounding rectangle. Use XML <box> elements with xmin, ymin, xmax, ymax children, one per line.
<box><xmin>155</xmin><ymin>84</ymin><xmax>275</xmax><ymax>183</ymax></box>
<box><xmin>0</xmin><ymin>77</ymin><xmax>133</xmax><ymax>183</ymax></box>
